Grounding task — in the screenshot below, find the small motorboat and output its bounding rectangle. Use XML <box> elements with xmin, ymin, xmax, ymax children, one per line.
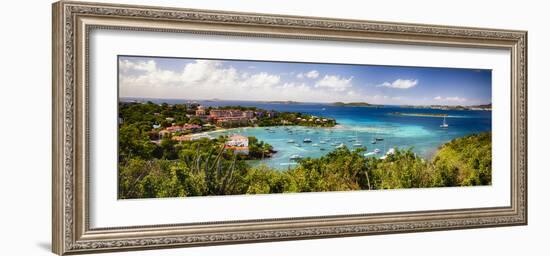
<box><xmin>336</xmin><ymin>143</ymin><xmax>345</xmax><ymax>149</ymax></box>
<box><xmin>287</xmin><ymin>139</ymin><xmax>295</xmax><ymax>143</ymax></box>
<box><xmin>303</xmin><ymin>138</ymin><xmax>312</xmax><ymax>143</ymax></box>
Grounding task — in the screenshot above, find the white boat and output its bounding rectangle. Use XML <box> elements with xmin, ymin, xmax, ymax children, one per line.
<box><xmin>364</xmin><ymin>152</ymin><xmax>376</xmax><ymax>157</ymax></box>
<box><xmin>303</xmin><ymin>138</ymin><xmax>312</xmax><ymax>143</ymax></box>
<box><xmin>287</xmin><ymin>139</ymin><xmax>295</xmax><ymax>143</ymax></box>
<box><xmin>353</xmin><ymin>142</ymin><xmax>363</xmax><ymax>147</ymax></box>
<box><xmin>374</xmin><ymin>148</ymin><xmax>381</xmax><ymax>154</ymax></box>
<box><xmin>336</xmin><ymin>143</ymin><xmax>345</xmax><ymax>149</ymax></box>
<box><xmin>312</xmin><ymin>143</ymin><xmax>320</xmax><ymax>147</ymax></box>
<box><xmin>290</xmin><ymin>154</ymin><xmax>303</xmax><ymax>160</ymax></box>
<box><xmin>295</xmin><ymin>143</ymin><xmax>302</xmax><ymax>147</ymax></box>
<box><xmin>319</xmin><ymin>140</ymin><xmax>327</xmax><ymax>144</ymax></box>
<box><xmin>440</xmin><ymin>116</ymin><xmax>449</xmax><ymax>128</ymax></box>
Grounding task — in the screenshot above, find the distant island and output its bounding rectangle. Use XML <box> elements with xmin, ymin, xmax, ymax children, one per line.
<box><xmin>332</xmin><ymin>102</ymin><xmax>376</xmax><ymax>107</ymax></box>
<box><xmin>400</xmin><ymin>103</ymin><xmax>491</xmax><ymax>111</ymax></box>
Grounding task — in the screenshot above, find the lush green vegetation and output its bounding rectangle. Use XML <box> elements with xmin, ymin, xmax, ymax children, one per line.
<box><xmin>118</xmin><ymin>128</ymin><xmax>492</xmax><ymax>199</ymax></box>
<box><xmin>120</xmin><ymin>101</ymin><xmax>195</xmax><ymax>129</ymax></box>
<box><xmin>431</xmin><ymin>132</ymin><xmax>492</xmax><ymax>186</ymax></box>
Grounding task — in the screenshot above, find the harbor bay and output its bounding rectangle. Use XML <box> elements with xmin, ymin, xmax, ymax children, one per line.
<box><xmin>126</xmin><ymin>98</ymin><xmax>492</xmax><ymax>169</ymax></box>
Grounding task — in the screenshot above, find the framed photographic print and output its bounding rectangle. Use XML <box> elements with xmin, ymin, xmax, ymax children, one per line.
<box><xmin>52</xmin><ymin>1</ymin><xmax>527</xmax><ymax>255</ymax></box>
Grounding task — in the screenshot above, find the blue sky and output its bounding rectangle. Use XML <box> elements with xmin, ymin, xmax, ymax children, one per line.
<box><xmin>118</xmin><ymin>56</ymin><xmax>491</xmax><ymax>106</ymax></box>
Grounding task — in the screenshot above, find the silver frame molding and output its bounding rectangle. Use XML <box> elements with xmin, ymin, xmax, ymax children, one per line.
<box><xmin>52</xmin><ymin>1</ymin><xmax>527</xmax><ymax>255</ymax></box>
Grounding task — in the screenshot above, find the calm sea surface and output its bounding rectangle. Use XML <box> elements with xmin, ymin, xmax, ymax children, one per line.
<box><xmin>125</xmin><ymin>98</ymin><xmax>492</xmax><ymax>169</ymax></box>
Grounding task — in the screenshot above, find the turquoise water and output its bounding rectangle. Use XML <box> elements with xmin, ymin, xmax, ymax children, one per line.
<box><xmin>128</xmin><ymin>99</ymin><xmax>492</xmax><ymax>169</ymax></box>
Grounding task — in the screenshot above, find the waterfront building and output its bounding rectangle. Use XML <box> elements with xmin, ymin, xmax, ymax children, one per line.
<box><xmin>210</xmin><ymin>109</ymin><xmax>243</xmax><ymax>118</ymax></box>
<box><xmin>225</xmin><ymin>134</ymin><xmax>249</xmax><ymax>155</ymax></box>
<box><xmin>209</xmin><ymin>109</ymin><xmax>255</xmax><ymax>127</ymax></box>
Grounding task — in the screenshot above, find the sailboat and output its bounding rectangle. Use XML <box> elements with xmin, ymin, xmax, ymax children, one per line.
<box><xmin>440</xmin><ymin>116</ymin><xmax>449</xmax><ymax>128</ymax></box>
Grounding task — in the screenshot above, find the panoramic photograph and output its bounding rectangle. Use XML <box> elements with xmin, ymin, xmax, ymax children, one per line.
<box><xmin>117</xmin><ymin>55</ymin><xmax>492</xmax><ymax>199</ymax></box>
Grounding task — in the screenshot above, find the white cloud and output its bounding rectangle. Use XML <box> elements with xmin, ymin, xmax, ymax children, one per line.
<box><xmin>119</xmin><ymin>59</ymin><xmax>360</xmax><ymax>102</ymax></box>
<box><xmin>305</xmin><ymin>70</ymin><xmax>319</xmax><ymax>79</ymax></box>
<box><xmin>241</xmin><ymin>72</ymin><xmax>281</xmax><ymax>88</ymax></box>
<box><xmin>434</xmin><ymin>96</ymin><xmax>467</xmax><ymax>103</ymax></box>
<box><xmin>377</xmin><ymin>79</ymin><xmax>418</xmax><ymax>89</ymax></box>
<box><xmin>119</xmin><ymin>59</ymin><xmax>157</xmax><ymax>73</ymax></box>
<box><xmin>297</xmin><ymin>70</ymin><xmax>320</xmax><ymax>79</ymax></box>
<box><xmin>315</xmin><ymin>75</ymin><xmax>353</xmax><ymax>91</ymax></box>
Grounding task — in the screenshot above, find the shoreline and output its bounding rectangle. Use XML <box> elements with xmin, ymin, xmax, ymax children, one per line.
<box><xmin>199</xmin><ymin>124</ymin><xmax>346</xmax><ymax>138</ymax></box>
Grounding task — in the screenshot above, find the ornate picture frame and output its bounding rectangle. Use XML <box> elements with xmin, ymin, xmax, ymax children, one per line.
<box><xmin>52</xmin><ymin>1</ymin><xmax>527</xmax><ymax>255</ymax></box>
